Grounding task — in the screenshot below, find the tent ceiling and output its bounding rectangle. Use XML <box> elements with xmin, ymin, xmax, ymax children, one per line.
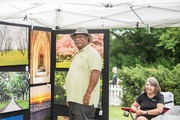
<box><xmin>0</xmin><ymin>0</ymin><xmax>180</xmax><ymax>30</ymax></box>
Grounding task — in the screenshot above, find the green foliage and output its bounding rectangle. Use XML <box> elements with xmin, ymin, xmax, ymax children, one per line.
<box><xmin>54</xmin><ymin>71</ymin><xmax>67</xmax><ymax>105</ymax></box>
<box><xmin>15</xmin><ymin>100</ymin><xmax>29</xmax><ymax>109</ymax></box>
<box><xmin>120</xmin><ymin>65</ymin><xmax>150</xmax><ymax>106</ymax></box>
<box><xmin>0</xmin><ymin>100</ymin><xmax>11</xmax><ymax>111</ymax></box>
<box><xmin>156</xmin><ymin>27</ymin><xmax>180</xmax><ymax>63</ymax></box>
<box><xmin>0</xmin><ymin>50</ymin><xmax>28</xmax><ymax>66</ymax></box>
<box><xmin>110</xmin><ymin>27</ymin><xmax>180</xmax><ymax>106</ymax></box>
<box><xmin>120</xmin><ymin>64</ymin><xmax>180</xmax><ymax>107</ymax></box>
<box><xmin>157</xmin><ymin>28</ymin><xmax>180</xmax><ymax>52</ymax></box>
<box><xmin>110</xmin><ymin>28</ymin><xmax>180</xmax><ymax>70</ymax></box>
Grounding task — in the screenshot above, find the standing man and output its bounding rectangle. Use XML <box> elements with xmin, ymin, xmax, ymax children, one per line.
<box><xmin>65</xmin><ymin>28</ymin><xmax>102</xmax><ymax>120</ymax></box>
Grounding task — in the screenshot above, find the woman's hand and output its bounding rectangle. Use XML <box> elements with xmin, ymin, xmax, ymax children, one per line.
<box><xmin>136</xmin><ymin>109</ymin><xmax>147</xmax><ymax>115</ymax></box>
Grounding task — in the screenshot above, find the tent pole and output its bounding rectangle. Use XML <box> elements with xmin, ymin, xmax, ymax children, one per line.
<box><xmin>0</xmin><ymin>3</ymin><xmax>44</xmax><ymax>20</ymax></box>
<box><xmin>128</xmin><ymin>4</ymin><xmax>148</xmax><ymax>29</ymax></box>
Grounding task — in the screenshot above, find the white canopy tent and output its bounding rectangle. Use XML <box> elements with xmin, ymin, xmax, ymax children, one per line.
<box><xmin>0</xmin><ymin>0</ymin><xmax>180</xmax><ymax>30</ymax></box>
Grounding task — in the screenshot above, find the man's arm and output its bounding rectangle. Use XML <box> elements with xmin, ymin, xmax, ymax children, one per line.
<box><xmin>83</xmin><ymin>70</ymin><xmax>101</xmax><ymax>105</ymax></box>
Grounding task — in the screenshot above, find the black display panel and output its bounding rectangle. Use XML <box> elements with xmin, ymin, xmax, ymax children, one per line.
<box><xmin>52</xmin><ymin>29</ymin><xmax>109</xmax><ymax>120</ymax></box>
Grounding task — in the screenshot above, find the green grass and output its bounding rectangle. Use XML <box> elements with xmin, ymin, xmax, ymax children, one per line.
<box><xmin>56</xmin><ymin>61</ymin><xmax>71</xmax><ymax>68</ymax></box>
<box><xmin>0</xmin><ymin>100</ymin><xmax>11</xmax><ymax>111</ymax></box>
<box><xmin>15</xmin><ymin>100</ymin><xmax>29</xmax><ymax>109</ymax></box>
<box><xmin>109</xmin><ymin>106</ymin><xmax>132</xmax><ymax>120</ymax></box>
<box><xmin>0</xmin><ymin>50</ymin><xmax>28</xmax><ymax>66</ymax></box>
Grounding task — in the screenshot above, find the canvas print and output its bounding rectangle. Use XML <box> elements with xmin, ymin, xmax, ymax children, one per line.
<box><xmin>0</xmin><ymin>72</ymin><xmax>29</xmax><ymax>114</ymax></box>
<box><xmin>0</xmin><ymin>114</ymin><xmax>23</xmax><ymax>120</ymax></box>
<box><xmin>54</xmin><ymin>71</ymin><xmax>103</xmax><ymax>109</ymax></box>
<box><xmin>0</xmin><ymin>24</ymin><xmax>29</xmax><ymax>66</ymax></box>
<box><xmin>57</xmin><ymin>116</ymin><xmax>69</xmax><ymax>120</ymax></box>
<box><xmin>54</xmin><ymin>71</ymin><xmax>67</xmax><ymax>105</ymax></box>
<box><xmin>30</xmin><ymin>85</ymin><xmax>51</xmax><ymax>120</ymax></box>
<box><xmin>56</xmin><ymin>33</ymin><xmax>104</xmax><ymax>68</ymax></box>
<box><xmin>30</xmin><ymin>30</ymin><xmax>51</xmax><ymax>84</ymax></box>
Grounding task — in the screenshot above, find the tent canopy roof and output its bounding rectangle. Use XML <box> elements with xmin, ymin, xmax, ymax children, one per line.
<box><xmin>0</xmin><ymin>0</ymin><xmax>180</xmax><ymax>30</ymax></box>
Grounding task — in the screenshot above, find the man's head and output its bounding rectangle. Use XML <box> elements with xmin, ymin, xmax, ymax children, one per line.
<box><xmin>70</xmin><ymin>28</ymin><xmax>92</xmax><ymax>50</ymax></box>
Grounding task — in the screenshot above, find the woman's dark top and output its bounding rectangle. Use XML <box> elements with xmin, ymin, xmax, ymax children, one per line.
<box><xmin>136</xmin><ymin>92</ymin><xmax>164</xmax><ymax>120</ymax></box>
<box><xmin>112</xmin><ymin>73</ymin><xmax>119</xmax><ymax>85</ymax></box>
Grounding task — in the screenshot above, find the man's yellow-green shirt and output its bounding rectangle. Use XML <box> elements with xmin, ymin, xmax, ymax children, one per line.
<box><xmin>65</xmin><ymin>44</ymin><xmax>102</xmax><ymax>107</ymax></box>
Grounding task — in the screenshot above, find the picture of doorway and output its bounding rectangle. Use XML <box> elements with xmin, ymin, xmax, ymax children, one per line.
<box><xmin>30</xmin><ymin>30</ymin><xmax>51</xmax><ymax>84</ymax></box>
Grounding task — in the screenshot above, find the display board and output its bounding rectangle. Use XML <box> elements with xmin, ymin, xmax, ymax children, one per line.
<box><xmin>29</xmin><ymin>27</ymin><xmax>52</xmax><ymax>120</ymax></box>
<box><xmin>52</xmin><ymin>29</ymin><xmax>109</xmax><ymax>120</ymax></box>
<box><xmin>0</xmin><ymin>22</ymin><xmax>30</xmax><ymax>120</ymax></box>
<box><xmin>0</xmin><ymin>21</ymin><xmax>110</xmax><ymax>120</ymax></box>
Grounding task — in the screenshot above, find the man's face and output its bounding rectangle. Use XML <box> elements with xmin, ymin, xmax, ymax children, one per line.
<box><xmin>74</xmin><ymin>34</ymin><xmax>89</xmax><ymax>50</ymax></box>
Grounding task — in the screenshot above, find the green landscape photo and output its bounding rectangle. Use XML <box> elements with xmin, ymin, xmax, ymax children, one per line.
<box><xmin>0</xmin><ymin>24</ymin><xmax>29</xmax><ymax>66</ymax></box>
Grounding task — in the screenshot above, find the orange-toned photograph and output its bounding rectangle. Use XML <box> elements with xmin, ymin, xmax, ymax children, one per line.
<box><xmin>30</xmin><ymin>30</ymin><xmax>51</xmax><ymax>84</ymax></box>
<box><xmin>30</xmin><ymin>85</ymin><xmax>51</xmax><ymax>120</ymax></box>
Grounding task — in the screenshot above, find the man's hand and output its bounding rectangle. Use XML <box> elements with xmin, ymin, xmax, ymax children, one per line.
<box><xmin>66</xmin><ymin>101</ymin><xmax>69</xmax><ymax>107</ymax></box>
<box><xmin>83</xmin><ymin>91</ymin><xmax>91</xmax><ymax>105</ymax></box>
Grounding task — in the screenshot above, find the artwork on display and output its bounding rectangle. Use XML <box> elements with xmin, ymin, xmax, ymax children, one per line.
<box><xmin>56</xmin><ymin>33</ymin><xmax>104</xmax><ymax>68</ymax></box>
<box><xmin>54</xmin><ymin>71</ymin><xmax>67</xmax><ymax>105</ymax></box>
<box><xmin>53</xmin><ymin>29</ymin><xmax>109</xmax><ymax>119</ymax></box>
<box><xmin>0</xmin><ymin>114</ymin><xmax>23</xmax><ymax>120</ymax></box>
<box><xmin>57</xmin><ymin>116</ymin><xmax>69</xmax><ymax>120</ymax></box>
<box><xmin>30</xmin><ymin>30</ymin><xmax>51</xmax><ymax>84</ymax></box>
<box><xmin>0</xmin><ymin>24</ymin><xmax>29</xmax><ymax>66</ymax></box>
<box><xmin>30</xmin><ymin>85</ymin><xmax>51</xmax><ymax>120</ymax></box>
<box><xmin>54</xmin><ymin>71</ymin><xmax>103</xmax><ymax>109</ymax></box>
<box><xmin>0</xmin><ymin>72</ymin><xmax>29</xmax><ymax>114</ymax></box>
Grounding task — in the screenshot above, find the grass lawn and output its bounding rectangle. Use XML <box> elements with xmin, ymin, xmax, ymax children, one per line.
<box><xmin>15</xmin><ymin>100</ymin><xmax>29</xmax><ymax>109</ymax></box>
<box><xmin>0</xmin><ymin>50</ymin><xmax>28</xmax><ymax>66</ymax></box>
<box><xmin>109</xmin><ymin>106</ymin><xmax>133</xmax><ymax>120</ymax></box>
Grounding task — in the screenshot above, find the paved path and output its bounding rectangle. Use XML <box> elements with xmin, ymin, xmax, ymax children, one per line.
<box><xmin>2</xmin><ymin>99</ymin><xmax>21</xmax><ymax>113</ymax></box>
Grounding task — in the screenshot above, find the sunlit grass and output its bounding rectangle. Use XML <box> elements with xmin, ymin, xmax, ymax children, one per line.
<box><xmin>56</xmin><ymin>61</ymin><xmax>71</xmax><ymax>68</ymax></box>
<box><xmin>0</xmin><ymin>100</ymin><xmax>11</xmax><ymax>111</ymax></box>
<box><xmin>109</xmin><ymin>106</ymin><xmax>132</xmax><ymax>120</ymax></box>
<box><xmin>0</xmin><ymin>50</ymin><xmax>28</xmax><ymax>66</ymax></box>
<box><xmin>15</xmin><ymin>100</ymin><xmax>29</xmax><ymax>109</ymax></box>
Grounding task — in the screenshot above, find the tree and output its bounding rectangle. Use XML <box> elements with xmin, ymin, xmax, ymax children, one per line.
<box><xmin>110</xmin><ymin>27</ymin><xmax>180</xmax><ymax>70</ymax></box>
<box><xmin>155</xmin><ymin>27</ymin><xmax>180</xmax><ymax>63</ymax></box>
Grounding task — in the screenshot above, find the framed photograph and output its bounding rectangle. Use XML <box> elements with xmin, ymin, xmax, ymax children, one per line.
<box><xmin>55</xmin><ymin>32</ymin><xmax>104</xmax><ymax>68</ymax></box>
<box><xmin>0</xmin><ymin>71</ymin><xmax>29</xmax><ymax>114</ymax></box>
<box><xmin>30</xmin><ymin>29</ymin><xmax>51</xmax><ymax>84</ymax></box>
<box><xmin>54</xmin><ymin>71</ymin><xmax>67</xmax><ymax>105</ymax></box>
<box><xmin>0</xmin><ymin>24</ymin><xmax>29</xmax><ymax>66</ymax></box>
<box><xmin>0</xmin><ymin>114</ymin><xmax>23</xmax><ymax>120</ymax></box>
<box><xmin>30</xmin><ymin>84</ymin><xmax>51</xmax><ymax>120</ymax></box>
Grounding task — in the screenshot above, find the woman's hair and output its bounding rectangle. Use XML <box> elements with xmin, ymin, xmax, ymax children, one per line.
<box><xmin>143</xmin><ymin>77</ymin><xmax>161</xmax><ymax>94</ymax></box>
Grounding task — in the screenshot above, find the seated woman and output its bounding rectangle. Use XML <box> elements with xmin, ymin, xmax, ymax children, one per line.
<box><xmin>131</xmin><ymin>77</ymin><xmax>164</xmax><ymax>120</ymax></box>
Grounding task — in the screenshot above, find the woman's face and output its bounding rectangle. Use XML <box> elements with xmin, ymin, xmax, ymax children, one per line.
<box><xmin>145</xmin><ymin>81</ymin><xmax>155</xmax><ymax>94</ymax></box>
